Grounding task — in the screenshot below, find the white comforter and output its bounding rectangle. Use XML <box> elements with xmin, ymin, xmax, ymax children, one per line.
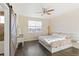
<box><xmin>39</xmin><ymin>35</ymin><xmax>65</xmax><ymax>44</ymax></box>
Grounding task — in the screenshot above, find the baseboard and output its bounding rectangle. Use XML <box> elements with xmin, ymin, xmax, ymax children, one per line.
<box><xmin>24</xmin><ymin>38</ymin><xmax>38</xmax><ymax>42</ymax></box>
<box><xmin>24</xmin><ymin>40</ymin><xmax>38</xmax><ymax>43</ymax></box>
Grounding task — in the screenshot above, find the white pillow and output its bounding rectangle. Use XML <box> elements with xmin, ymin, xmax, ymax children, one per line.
<box><xmin>52</xmin><ymin>33</ymin><xmax>67</xmax><ymax>38</ymax></box>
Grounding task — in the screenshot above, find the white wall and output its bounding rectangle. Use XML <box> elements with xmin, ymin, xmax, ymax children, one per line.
<box><xmin>17</xmin><ymin>15</ymin><xmax>49</xmax><ymax>41</ymax></box>
<box><xmin>51</xmin><ymin>8</ymin><xmax>79</xmax><ymax>34</ymax></box>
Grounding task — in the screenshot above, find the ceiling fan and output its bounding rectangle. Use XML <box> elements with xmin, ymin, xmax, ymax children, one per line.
<box><xmin>38</xmin><ymin>8</ymin><xmax>54</xmax><ymax>16</ymax></box>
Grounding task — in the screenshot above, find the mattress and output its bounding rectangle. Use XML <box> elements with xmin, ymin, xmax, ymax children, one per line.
<box><xmin>39</xmin><ymin>35</ymin><xmax>65</xmax><ymax>44</ymax></box>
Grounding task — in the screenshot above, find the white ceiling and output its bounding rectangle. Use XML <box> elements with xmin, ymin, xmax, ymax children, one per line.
<box><xmin>10</xmin><ymin>3</ymin><xmax>79</xmax><ymax>19</ymax></box>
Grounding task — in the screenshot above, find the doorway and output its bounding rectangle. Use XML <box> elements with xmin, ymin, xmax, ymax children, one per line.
<box><xmin>0</xmin><ymin>3</ymin><xmax>11</xmax><ymax>56</ymax></box>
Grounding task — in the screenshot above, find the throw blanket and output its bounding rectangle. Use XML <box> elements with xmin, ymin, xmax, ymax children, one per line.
<box><xmin>50</xmin><ymin>38</ymin><xmax>71</xmax><ymax>48</ymax></box>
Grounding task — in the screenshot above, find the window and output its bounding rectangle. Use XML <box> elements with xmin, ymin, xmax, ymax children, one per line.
<box><xmin>28</xmin><ymin>20</ymin><xmax>42</xmax><ymax>32</ymax></box>
<box><xmin>0</xmin><ymin>16</ymin><xmax>4</xmax><ymax>23</ymax></box>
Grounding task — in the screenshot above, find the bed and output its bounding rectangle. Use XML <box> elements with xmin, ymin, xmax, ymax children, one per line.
<box><xmin>38</xmin><ymin>33</ymin><xmax>72</xmax><ymax>54</ymax></box>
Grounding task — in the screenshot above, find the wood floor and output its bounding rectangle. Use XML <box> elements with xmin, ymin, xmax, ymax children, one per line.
<box><xmin>15</xmin><ymin>40</ymin><xmax>79</xmax><ymax>56</ymax></box>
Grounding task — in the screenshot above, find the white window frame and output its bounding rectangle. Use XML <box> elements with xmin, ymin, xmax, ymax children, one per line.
<box><xmin>28</xmin><ymin>20</ymin><xmax>42</xmax><ymax>33</ymax></box>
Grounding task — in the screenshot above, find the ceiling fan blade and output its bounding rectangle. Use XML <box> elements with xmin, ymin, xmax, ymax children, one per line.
<box><xmin>47</xmin><ymin>9</ymin><xmax>54</xmax><ymax>12</ymax></box>
<box><xmin>47</xmin><ymin>12</ymin><xmax>51</xmax><ymax>15</ymax></box>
